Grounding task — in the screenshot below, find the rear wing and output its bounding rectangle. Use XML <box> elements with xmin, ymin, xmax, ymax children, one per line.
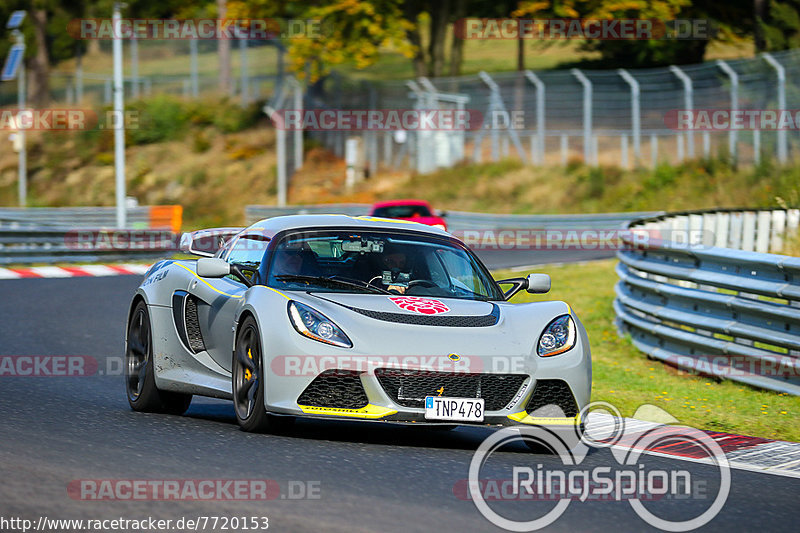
<box><xmin>179</xmin><ymin>227</ymin><xmax>244</xmax><ymax>257</ymax></box>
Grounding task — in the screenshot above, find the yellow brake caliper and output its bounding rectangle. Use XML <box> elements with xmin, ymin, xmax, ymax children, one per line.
<box><xmin>244</xmin><ymin>347</ymin><xmax>253</xmax><ymax>381</ymax></box>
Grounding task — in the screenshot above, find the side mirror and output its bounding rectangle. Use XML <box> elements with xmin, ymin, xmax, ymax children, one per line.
<box><xmin>439</xmin><ymin>210</ymin><xmax>448</xmax><ymax>217</ymax></box>
<box><xmin>526</xmin><ymin>273</ymin><xmax>551</xmax><ymax>294</ymax></box>
<box><xmin>196</xmin><ymin>257</ymin><xmax>231</xmax><ymax>278</ymax></box>
<box><xmin>497</xmin><ymin>273</ymin><xmax>551</xmax><ymax>300</ymax></box>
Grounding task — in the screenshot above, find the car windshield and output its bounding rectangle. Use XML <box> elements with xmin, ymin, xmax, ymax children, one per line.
<box><xmin>372</xmin><ymin>204</ymin><xmax>432</xmax><ymax>218</ymax></box>
<box><xmin>266</xmin><ymin>230</ymin><xmax>503</xmax><ymax>301</ymax></box>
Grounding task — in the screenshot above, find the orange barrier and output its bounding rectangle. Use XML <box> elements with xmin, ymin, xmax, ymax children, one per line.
<box><xmin>148</xmin><ymin>205</ymin><xmax>183</xmax><ymax>232</ymax></box>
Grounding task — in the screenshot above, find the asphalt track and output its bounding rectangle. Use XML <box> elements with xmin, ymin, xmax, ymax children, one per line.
<box><xmin>1</xmin><ymin>275</ymin><xmax>798</xmax><ymax>532</ymax></box>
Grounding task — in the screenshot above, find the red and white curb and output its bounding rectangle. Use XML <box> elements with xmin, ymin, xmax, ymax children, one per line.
<box><xmin>0</xmin><ymin>263</ymin><xmax>151</xmax><ymax>279</ymax></box>
<box><xmin>587</xmin><ymin>413</ymin><xmax>800</xmax><ymax>479</ymax></box>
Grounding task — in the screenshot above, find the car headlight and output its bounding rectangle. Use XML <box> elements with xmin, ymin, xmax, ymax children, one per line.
<box><xmin>288</xmin><ymin>301</ymin><xmax>352</xmax><ymax>348</ymax></box>
<box><xmin>537</xmin><ymin>315</ymin><xmax>576</xmax><ymax>356</ymax></box>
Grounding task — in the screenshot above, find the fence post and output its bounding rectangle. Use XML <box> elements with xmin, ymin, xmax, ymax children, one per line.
<box><xmin>669</xmin><ymin>65</ymin><xmax>694</xmax><ymax>159</ymax></box>
<box><xmin>292</xmin><ymin>78</ymin><xmax>303</xmax><ymax>171</ymax></box>
<box><xmin>571</xmin><ymin>69</ymin><xmax>593</xmax><ymax>165</ymax></box>
<box><xmin>703</xmin><ymin>131</ymin><xmax>710</xmax><ymax>159</ymax></box>
<box><xmin>560</xmin><ymin>134</ymin><xmax>568</xmax><ymax>166</ymax></box>
<box><xmin>130</xmin><ymin>33</ymin><xmax>139</xmax><ymax>99</ymax></box>
<box><xmin>368</xmin><ymin>83</ymin><xmax>378</xmax><ymax>175</ymax></box>
<box><xmin>618</xmin><ymin>69</ymin><xmax>641</xmax><ymax>165</ymax></box>
<box><xmin>524</xmin><ymin>70</ymin><xmax>545</xmax><ymax>164</ymax></box>
<box><xmin>476</xmin><ymin>71</ymin><xmax>527</xmax><ymax>164</ymax></box>
<box><xmin>239</xmin><ymin>28</ymin><xmax>249</xmax><ymax>107</ymax></box>
<box><xmin>763</xmin><ymin>53</ymin><xmax>787</xmax><ymax>163</ymax></box>
<box><xmin>753</xmin><ymin>130</ymin><xmax>761</xmax><ymax>165</ymax></box>
<box><xmin>189</xmin><ymin>38</ymin><xmax>199</xmax><ymax>97</ymax></box>
<box><xmin>651</xmin><ymin>134</ymin><xmax>658</xmax><ymax>166</ymax></box>
<box><xmin>716</xmin><ymin>60</ymin><xmax>738</xmax><ymax>161</ymax></box>
<box><xmin>75</xmin><ymin>52</ymin><xmax>83</xmax><ymax>102</ymax></box>
<box><xmin>621</xmin><ymin>134</ymin><xmax>629</xmax><ymax>169</ymax></box>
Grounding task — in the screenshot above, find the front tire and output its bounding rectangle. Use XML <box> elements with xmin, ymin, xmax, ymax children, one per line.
<box><xmin>125</xmin><ymin>300</ymin><xmax>192</xmax><ymax>415</ymax></box>
<box><xmin>233</xmin><ymin>316</ymin><xmax>294</xmax><ymax>433</ymax></box>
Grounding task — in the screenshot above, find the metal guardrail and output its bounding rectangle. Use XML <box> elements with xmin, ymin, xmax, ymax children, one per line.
<box><xmin>0</xmin><ymin>206</ymin><xmax>182</xmax><ymax>231</ymax></box>
<box><xmin>245</xmin><ymin>204</ymin><xmax>658</xmax><ymax>232</ymax></box>
<box><xmin>0</xmin><ymin>206</ymin><xmax>183</xmax><ymax>265</ymax></box>
<box><xmin>615</xmin><ymin>208</ymin><xmax>800</xmax><ymax>395</ymax></box>
<box><xmin>0</xmin><ymin>228</ymin><xmax>177</xmax><ymax>265</ymax></box>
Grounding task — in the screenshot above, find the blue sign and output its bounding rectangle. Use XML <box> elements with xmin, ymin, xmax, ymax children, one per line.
<box><xmin>1</xmin><ymin>45</ymin><xmax>24</xmax><ymax>81</ymax></box>
<box><xmin>6</xmin><ymin>11</ymin><xmax>26</xmax><ymax>29</ymax></box>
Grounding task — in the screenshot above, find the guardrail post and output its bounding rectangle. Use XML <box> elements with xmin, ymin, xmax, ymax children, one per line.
<box><xmin>763</xmin><ymin>53</ymin><xmax>788</xmax><ymax>163</ymax></box>
<box><xmin>618</xmin><ymin>69</ymin><xmax>641</xmax><ymax>165</ymax></box>
<box><xmin>571</xmin><ymin>69</ymin><xmax>593</xmax><ymax>165</ymax></box>
<box><xmin>524</xmin><ymin>70</ymin><xmax>545</xmax><ymax>165</ymax></box>
<box><xmin>669</xmin><ymin>65</ymin><xmax>694</xmax><ymax>159</ymax></box>
<box><xmin>716</xmin><ymin>60</ymin><xmax>739</xmax><ymax>162</ymax></box>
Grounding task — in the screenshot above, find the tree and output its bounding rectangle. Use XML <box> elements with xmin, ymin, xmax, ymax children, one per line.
<box><xmin>759</xmin><ymin>0</ymin><xmax>800</xmax><ymax>51</ymax></box>
<box><xmin>513</xmin><ymin>0</ymin><xmax>753</xmax><ymax>68</ymax></box>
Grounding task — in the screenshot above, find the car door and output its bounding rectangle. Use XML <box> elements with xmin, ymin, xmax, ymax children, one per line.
<box><xmin>185</xmin><ymin>232</ymin><xmax>269</xmax><ymax>373</ymax></box>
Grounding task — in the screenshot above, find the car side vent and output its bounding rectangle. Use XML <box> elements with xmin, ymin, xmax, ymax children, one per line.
<box><xmin>184</xmin><ymin>296</ymin><xmax>206</xmax><ymax>353</ymax></box>
<box><xmin>172</xmin><ymin>291</ymin><xmax>207</xmax><ymax>354</ymax></box>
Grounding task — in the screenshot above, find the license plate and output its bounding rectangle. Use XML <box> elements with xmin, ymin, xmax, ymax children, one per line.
<box><xmin>425</xmin><ymin>396</ymin><xmax>484</xmax><ymax>422</ymax></box>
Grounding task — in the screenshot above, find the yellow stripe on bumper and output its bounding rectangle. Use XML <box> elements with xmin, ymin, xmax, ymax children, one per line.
<box><xmin>507</xmin><ymin>411</ymin><xmax>582</xmax><ymax>426</ymax></box>
<box><xmin>297</xmin><ymin>404</ymin><xmax>398</xmax><ymax>419</ymax></box>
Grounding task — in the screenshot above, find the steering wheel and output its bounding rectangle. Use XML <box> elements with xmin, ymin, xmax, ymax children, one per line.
<box><xmin>408</xmin><ymin>279</ymin><xmax>437</xmax><ymax>288</ymax></box>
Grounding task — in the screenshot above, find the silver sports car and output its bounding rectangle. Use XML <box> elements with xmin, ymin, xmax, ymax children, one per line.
<box><xmin>125</xmin><ymin>215</ymin><xmax>591</xmax><ymax>434</ymax></box>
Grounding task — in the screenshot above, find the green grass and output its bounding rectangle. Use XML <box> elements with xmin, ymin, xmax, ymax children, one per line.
<box><xmin>369</xmin><ymin>158</ymin><xmax>800</xmax><ymax>216</ymax></box>
<box><xmin>494</xmin><ymin>259</ymin><xmax>800</xmax><ymax>442</ymax></box>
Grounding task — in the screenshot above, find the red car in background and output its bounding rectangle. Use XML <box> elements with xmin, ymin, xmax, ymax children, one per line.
<box><xmin>369</xmin><ymin>199</ymin><xmax>448</xmax><ymax>231</ymax></box>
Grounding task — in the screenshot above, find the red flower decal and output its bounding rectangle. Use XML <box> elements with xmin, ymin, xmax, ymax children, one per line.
<box><xmin>389</xmin><ymin>296</ymin><xmax>450</xmax><ymax>315</ymax></box>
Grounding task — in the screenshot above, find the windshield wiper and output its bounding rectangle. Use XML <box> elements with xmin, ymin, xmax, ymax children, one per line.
<box><xmin>275</xmin><ymin>275</ymin><xmax>390</xmax><ymax>294</ymax></box>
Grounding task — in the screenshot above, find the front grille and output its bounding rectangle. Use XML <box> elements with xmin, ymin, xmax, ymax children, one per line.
<box><xmin>525</xmin><ymin>380</ymin><xmax>579</xmax><ymax>417</ymax></box>
<box><xmin>375</xmin><ymin>369</ymin><xmax>527</xmax><ymax>411</ymax></box>
<box><xmin>297</xmin><ymin>370</ymin><xmax>369</xmax><ymax>409</ymax></box>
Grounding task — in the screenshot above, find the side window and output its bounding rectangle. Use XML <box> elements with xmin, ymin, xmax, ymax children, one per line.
<box><xmin>226</xmin><ymin>234</ymin><xmax>270</xmax><ymax>283</ymax></box>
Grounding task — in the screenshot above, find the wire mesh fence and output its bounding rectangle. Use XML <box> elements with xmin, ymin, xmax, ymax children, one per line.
<box><xmin>304</xmin><ymin>49</ymin><xmax>800</xmax><ymax>177</ymax></box>
<box><xmin>0</xmin><ymin>37</ymin><xmax>286</xmax><ymax>108</ymax></box>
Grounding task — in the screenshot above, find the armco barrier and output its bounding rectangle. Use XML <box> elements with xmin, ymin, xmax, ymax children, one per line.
<box><xmin>0</xmin><ymin>206</ymin><xmax>183</xmax><ymax>232</ymax></box>
<box><xmin>245</xmin><ymin>204</ymin><xmax>658</xmax><ymax>232</ymax></box>
<box><xmin>615</xmin><ymin>208</ymin><xmax>800</xmax><ymax>395</ymax></box>
<box><xmin>0</xmin><ymin>228</ymin><xmax>178</xmax><ymax>265</ymax></box>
